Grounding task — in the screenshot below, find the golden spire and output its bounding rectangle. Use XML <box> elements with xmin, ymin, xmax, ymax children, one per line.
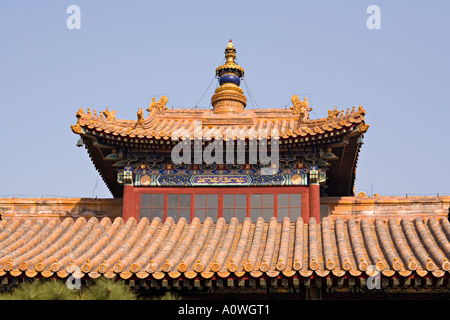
<box><xmin>211</xmin><ymin>40</ymin><xmax>247</xmax><ymax>114</ymax></box>
<box><xmin>215</xmin><ymin>39</ymin><xmax>245</xmax><ymax>79</ymax></box>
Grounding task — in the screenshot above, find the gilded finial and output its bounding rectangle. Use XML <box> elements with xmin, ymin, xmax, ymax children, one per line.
<box><xmin>327</xmin><ymin>106</ymin><xmax>340</xmax><ymax>119</ymax></box>
<box><xmin>75</xmin><ymin>108</ymin><xmax>84</xmax><ymax>119</ymax></box>
<box><xmin>215</xmin><ymin>40</ymin><xmax>244</xmax><ymax>80</ymax></box>
<box><xmin>357</xmin><ymin>122</ymin><xmax>370</xmax><ymax>133</ymax></box>
<box><xmin>211</xmin><ymin>40</ymin><xmax>247</xmax><ymax>114</ymax></box>
<box><xmin>291</xmin><ymin>95</ymin><xmax>312</xmax><ymax>123</ymax></box>
<box><xmin>358</xmin><ymin>104</ymin><xmax>366</xmax><ymax>115</ymax></box>
<box><xmin>133</xmin><ymin>108</ymin><xmax>144</xmax><ymax>129</ymax></box>
<box><xmin>102</xmin><ymin>107</ymin><xmax>116</xmax><ymax>120</ymax></box>
<box><xmin>147</xmin><ymin>96</ymin><xmax>168</xmax><ymax>115</ymax></box>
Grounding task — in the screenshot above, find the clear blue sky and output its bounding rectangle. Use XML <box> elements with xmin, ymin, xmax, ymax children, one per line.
<box><xmin>1</xmin><ymin>0</ymin><xmax>449</xmax><ymax>198</ymax></box>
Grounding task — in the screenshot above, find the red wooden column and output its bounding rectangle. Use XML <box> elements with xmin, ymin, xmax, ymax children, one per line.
<box><xmin>122</xmin><ymin>185</ymin><xmax>138</xmax><ymax>221</ymax></box>
<box><xmin>309</xmin><ymin>183</ymin><xmax>321</xmax><ymax>222</ymax></box>
<box><xmin>301</xmin><ymin>188</ymin><xmax>310</xmax><ymax>222</ymax></box>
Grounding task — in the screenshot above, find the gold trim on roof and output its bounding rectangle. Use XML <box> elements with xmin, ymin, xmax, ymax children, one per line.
<box><xmin>290</xmin><ymin>95</ymin><xmax>312</xmax><ymax>123</ymax></box>
<box><xmin>72</xmin><ymin>102</ymin><xmax>367</xmax><ymax>141</ymax></box>
<box><xmin>147</xmin><ymin>96</ymin><xmax>168</xmax><ymax>115</ymax></box>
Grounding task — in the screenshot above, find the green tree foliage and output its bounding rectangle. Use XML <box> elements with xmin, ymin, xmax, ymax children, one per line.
<box><xmin>0</xmin><ymin>277</ymin><xmax>138</xmax><ymax>300</ymax></box>
<box><xmin>80</xmin><ymin>277</ymin><xmax>137</xmax><ymax>300</ymax></box>
<box><xmin>154</xmin><ymin>291</ymin><xmax>182</xmax><ymax>300</ymax></box>
<box><xmin>0</xmin><ymin>279</ymin><xmax>78</xmax><ymax>300</ymax></box>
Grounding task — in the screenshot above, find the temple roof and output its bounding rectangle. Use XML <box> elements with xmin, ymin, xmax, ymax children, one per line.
<box><xmin>71</xmin><ymin>40</ymin><xmax>368</xmax><ymax>142</ymax></box>
<box><xmin>71</xmin><ymin>40</ymin><xmax>369</xmax><ymax>197</ymax></box>
<box><xmin>1</xmin><ymin>215</ymin><xmax>450</xmax><ymax>282</ymax></box>
<box><xmin>71</xmin><ymin>102</ymin><xmax>368</xmax><ymax>141</ymax></box>
<box><xmin>72</xmin><ymin>103</ymin><xmax>368</xmax><ymax>197</ymax></box>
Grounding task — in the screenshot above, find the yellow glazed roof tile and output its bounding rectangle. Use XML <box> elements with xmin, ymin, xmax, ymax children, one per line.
<box><xmin>3</xmin><ymin>213</ymin><xmax>448</xmax><ymax>281</ymax></box>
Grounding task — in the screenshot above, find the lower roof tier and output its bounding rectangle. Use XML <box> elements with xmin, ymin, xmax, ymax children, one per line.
<box><xmin>1</xmin><ymin>214</ymin><xmax>450</xmax><ymax>281</ymax></box>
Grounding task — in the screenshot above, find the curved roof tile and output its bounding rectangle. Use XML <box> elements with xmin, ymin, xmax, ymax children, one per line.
<box><xmin>73</xmin><ymin>106</ymin><xmax>367</xmax><ymax>142</ymax></box>
<box><xmin>2</xmin><ymin>215</ymin><xmax>450</xmax><ymax>280</ymax></box>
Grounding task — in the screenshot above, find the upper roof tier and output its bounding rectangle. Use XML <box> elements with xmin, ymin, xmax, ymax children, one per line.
<box><xmin>71</xmin><ymin>101</ymin><xmax>368</xmax><ymax>141</ymax></box>
<box><xmin>71</xmin><ymin>41</ymin><xmax>369</xmax><ymax>197</ymax></box>
<box><xmin>71</xmin><ymin>40</ymin><xmax>368</xmax><ymax>141</ymax></box>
